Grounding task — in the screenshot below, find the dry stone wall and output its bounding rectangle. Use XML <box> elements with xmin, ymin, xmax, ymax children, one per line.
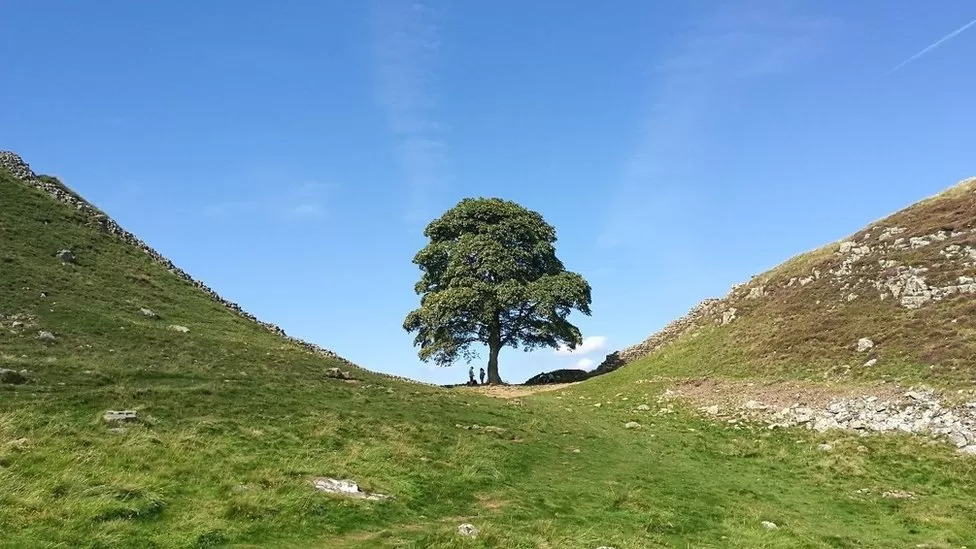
<box><xmin>0</xmin><ymin>151</ymin><xmax>355</xmax><ymax>367</ymax></box>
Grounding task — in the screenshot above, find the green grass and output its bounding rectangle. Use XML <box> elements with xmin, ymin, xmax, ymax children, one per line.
<box><xmin>3</xmin><ymin>169</ymin><xmax>976</xmax><ymax>547</ymax></box>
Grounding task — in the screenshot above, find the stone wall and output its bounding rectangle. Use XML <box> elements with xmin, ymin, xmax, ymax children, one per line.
<box><xmin>0</xmin><ymin>151</ymin><xmax>355</xmax><ymax>367</ymax></box>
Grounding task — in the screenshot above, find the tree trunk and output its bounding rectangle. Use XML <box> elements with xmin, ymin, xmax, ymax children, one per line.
<box><xmin>486</xmin><ymin>316</ymin><xmax>503</xmax><ymax>384</ymax></box>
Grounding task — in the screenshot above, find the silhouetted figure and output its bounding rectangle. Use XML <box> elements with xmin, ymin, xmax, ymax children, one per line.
<box><xmin>479</xmin><ymin>367</ymin><xmax>486</xmax><ymax>385</ymax></box>
<box><xmin>468</xmin><ymin>366</ymin><xmax>476</xmax><ymax>386</ymax></box>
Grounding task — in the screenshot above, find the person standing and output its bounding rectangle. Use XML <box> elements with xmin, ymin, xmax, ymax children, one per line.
<box><xmin>468</xmin><ymin>366</ymin><xmax>476</xmax><ymax>385</ymax></box>
<box><xmin>479</xmin><ymin>367</ymin><xmax>486</xmax><ymax>385</ymax></box>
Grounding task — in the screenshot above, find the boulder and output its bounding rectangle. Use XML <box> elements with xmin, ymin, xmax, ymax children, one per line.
<box><xmin>0</xmin><ymin>368</ymin><xmax>28</xmax><ymax>384</ymax></box>
<box><xmin>325</xmin><ymin>367</ymin><xmax>354</xmax><ymax>380</ymax></box>
<box><xmin>311</xmin><ymin>477</ymin><xmax>391</xmax><ymax>501</ymax></box>
<box><xmin>856</xmin><ymin>338</ymin><xmax>874</xmax><ymax>352</ymax></box>
<box><xmin>55</xmin><ymin>249</ymin><xmax>75</xmax><ymax>263</ymax></box>
<box><xmin>457</xmin><ymin>524</ymin><xmax>478</xmax><ymax>538</ymax></box>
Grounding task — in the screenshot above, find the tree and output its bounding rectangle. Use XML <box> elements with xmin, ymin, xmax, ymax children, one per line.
<box><xmin>403</xmin><ymin>198</ymin><xmax>592</xmax><ymax>384</ymax></box>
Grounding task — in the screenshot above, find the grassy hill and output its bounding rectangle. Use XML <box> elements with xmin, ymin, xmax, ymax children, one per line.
<box><xmin>2</xmin><ymin>155</ymin><xmax>976</xmax><ymax>548</ymax></box>
<box><xmin>607</xmin><ymin>178</ymin><xmax>976</xmax><ymax>386</ymax></box>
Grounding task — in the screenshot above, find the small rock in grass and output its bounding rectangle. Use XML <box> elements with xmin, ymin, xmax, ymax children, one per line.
<box><xmin>457</xmin><ymin>523</ymin><xmax>478</xmax><ymax>537</ymax></box>
<box><xmin>312</xmin><ymin>477</ymin><xmax>391</xmax><ymax>501</ymax></box>
<box><xmin>0</xmin><ymin>368</ymin><xmax>28</xmax><ymax>384</ymax></box>
<box><xmin>325</xmin><ymin>367</ymin><xmax>353</xmax><ymax>380</ymax></box>
<box><xmin>761</xmin><ymin>521</ymin><xmax>778</xmax><ymax>530</ymax></box>
<box><xmin>704</xmin><ymin>405</ymin><xmax>720</xmax><ymax>415</ymax></box>
<box><xmin>881</xmin><ymin>490</ymin><xmax>914</xmax><ymax>499</ymax></box>
<box><xmin>635</xmin><ymin>404</ymin><xmax>650</xmax><ymax>411</ymax></box>
<box><xmin>140</xmin><ymin>308</ymin><xmax>157</xmax><ymax>318</ymax></box>
<box><xmin>103</xmin><ymin>410</ymin><xmax>138</xmax><ymax>423</ymax></box>
<box><xmin>168</xmin><ymin>325</ymin><xmax>190</xmax><ymax>333</ymax></box>
<box><xmin>37</xmin><ymin>331</ymin><xmax>56</xmax><ymax>342</ymax></box>
<box><xmin>55</xmin><ymin>249</ymin><xmax>75</xmax><ymax>263</ymax></box>
<box><xmin>857</xmin><ymin>338</ymin><xmax>874</xmax><ymax>352</ymax></box>
<box><xmin>624</xmin><ymin>421</ymin><xmax>642</xmax><ymax>429</ymax></box>
<box><xmin>863</xmin><ymin>358</ymin><xmax>878</xmax><ymax>367</ymax></box>
<box><xmin>817</xmin><ymin>443</ymin><xmax>833</xmax><ymax>452</ymax></box>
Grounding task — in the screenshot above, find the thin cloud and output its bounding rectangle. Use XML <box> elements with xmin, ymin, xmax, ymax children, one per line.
<box><xmin>370</xmin><ymin>0</ymin><xmax>450</xmax><ymax>222</ymax></box>
<box><xmin>555</xmin><ymin>335</ymin><xmax>608</xmax><ymax>356</ymax></box>
<box><xmin>886</xmin><ymin>16</ymin><xmax>976</xmax><ymax>75</ymax></box>
<box><xmin>599</xmin><ymin>4</ymin><xmax>835</xmax><ymax>250</ymax></box>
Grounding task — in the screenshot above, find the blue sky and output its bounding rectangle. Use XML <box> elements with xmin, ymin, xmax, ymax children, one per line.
<box><xmin>3</xmin><ymin>1</ymin><xmax>975</xmax><ymax>384</ymax></box>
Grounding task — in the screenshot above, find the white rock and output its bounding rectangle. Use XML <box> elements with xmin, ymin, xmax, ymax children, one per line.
<box><xmin>37</xmin><ymin>331</ymin><xmax>56</xmax><ymax>341</ymax></box>
<box><xmin>856</xmin><ymin>338</ymin><xmax>874</xmax><ymax>352</ymax></box>
<box><xmin>761</xmin><ymin>521</ymin><xmax>778</xmax><ymax>530</ymax></box>
<box><xmin>863</xmin><ymin>358</ymin><xmax>878</xmax><ymax>368</ymax></box>
<box><xmin>457</xmin><ymin>524</ymin><xmax>478</xmax><ymax>537</ymax></box>
<box><xmin>624</xmin><ymin>421</ymin><xmax>642</xmax><ymax>429</ymax></box>
<box><xmin>817</xmin><ymin>443</ymin><xmax>833</xmax><ymax>452</ymax></box>
<box><xmin>635</xmin><ymin>404</ymin><xmax>650</xmax><ymax>411</ymax></box>
<box><xmin>705</xmin><ymin>405</ymin><xmax>720</xmax><ymax>415</ymax></box>
<box><xmin>168</xmin><ymin>325</ymin><xmax>190</xmax><ymax>333</ymax></box>
<box><xmin>312</xmin><ymin>478</ymin><xmax>391</xmax><ymax>501</ymax></box>
<box><xmin>103</xmin><ymin>410</ymin><xmax>138</xmax><ymax>423</ymax></box>
<box><xmin>948</xmin><ymin>432</ymin><xmax>969</xmax><ymax>448</ymax></box>
<box><xmin>959</xmin><ymin>445</ymin><xmax>976</xmax><ymax>456</ymax></box>
<box><xmin>744</xmin><ymin>400</ymin><xmax>768</xmax><ymax>410</ymax></box>
<box><xmin>55</xmin><ymin>249</ymin><xmax>75</xmax><ymax>263</ymax></box>
<box><xmin>140</xmin><ymin>308</ymin><xmax>157</xmax><ymax>318</ymax></box>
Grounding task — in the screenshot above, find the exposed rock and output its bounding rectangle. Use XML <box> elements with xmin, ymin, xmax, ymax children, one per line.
<box><xmin>325</xmin><ymin>367</ymin><xmax>354</xmax><ymax>380</ymax></box>
<box><xmin>311</xmin><ymin>478</ymin><xmax>391</xmax><ymax>501</ymax></box>
<box><xmin>863</xmin><ymin>358</ymin><xmax>878</xmax><ymax>368</ymax></box>
<box><xmin>721</xmin><ymin>308</ymin><xmax>737</xmax><ymax>325</ymax></box>
<box><xmin>817</xmin><ymin>443</ymin><xmax>833</xmax><ymax>452</ymax></box>
<box><xmin>103</xmin><ymin>410</ymin><xmax>138</xmax><ymax>423</ymax></box>
<box><xmin>37</xmin><ymin>331</ymin><xmax>56</xmax><ymax>342</ymax></box>
<box><xmin>856</xmin><ymin>338</ymin><xmax>874</xmax><ymax>352</ymax></box>
<box><xmin>959</xmin><ymin>445</ymin><xmax>976</xmax><ymax>455</ymax></box>
<box><xmin>761</xmin><ymin>521</ymin><xmax>778</xmax><ymax>530</ymax></box>
<box><xmin>168</xmin><ymin>325</ymin><xmax>190</xmax><ymax>333</ymax></box>
<box><xmin>0</xmin><ymin>368</ymin><xmax>28</xmax><ymax>384</ymax></box>
<box><xmin>139</xmin><ymin>308</ymin><xmax>157</xmax><ymax>318</ymax></box>
<box><xmin>881</xmin><ymin>490</ymin><xmax>914</xmax><ymax>500</ymax></box>
<box><xmin>457</xmin><ymin>523</ymin><xmax>478</xmax><ymax>537</ymax></box>
<box><xmin>524</xmin><ymin>368</ymin><xmax>590</xmax><ymax>385</ymax></box>
<box><xmin>55</xmin><ymin>249</ymin><xmax>75</xmax><ymax>263</ymax></box>
<box><xmin>624</xmin><ymin>421</ymin><xmax>642</xmax><ymax>429</ymax></box>
<box><xmin>635</xmin><ymin>404</ymin><xmax>651</xmax><ymax>411</ymax></box>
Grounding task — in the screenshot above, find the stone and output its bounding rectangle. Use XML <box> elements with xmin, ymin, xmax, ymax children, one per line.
<box><xmin>635</xmin><ymin>404</ymin><xmax>650</xmax><ymax>411</ymax></box>
<box><xmin>817</xmin><ymin>443</ymin><xmax>833</xmax><ymax>452</ymax></box>
<box><xmin>721</xmin><ymin>308</ymin><xmax>737</xmax><ymax>325</ymax></box>
<box><xmin>103</xmin><ymin>410</ymin><xmax>138</xmax><ymax>423</ymax></box>
<box><xmin>0</xmin><ymin>368</ymin><xmax>28</xmax><ymax>384</ymax></box>
<box><xmin>311</xmin><ymin>477</ymin><xmax>391</xmax><ymax>501</ymax></box>
<box><xmin>325</xmin><ymin>367</ymin><xmax>354</xmax><ymax>380</ymax></box>
<box><xmin>139</xmin><ymin>308</ymin><xmax>157</xmax><ymax>318</ymax></box>
<box><xmin>959</xmin><ymin>445</ymin><xmax>976</xmax><ymax>455</ymax></box>
<box><xmin>744</xmin><ymin>400</ymin><xmax>768</xmax><ymax>410</ymax></box>
<box><xmin>856</xmin><ymin>338</ymin><xmax>874</xmax><ymax>352</ymax></box>
<box><xmin>624</xmin><ymin>421</ymin><xmax>642</xmax><ymax>429</ymax></box>
<box><xmin>457</xmin><ymin>523</ymin><xmax>478</xmax><ymax>537</ymax></box>
<box><xmin>863</xmin><ymin>358</ymin><xmax>878</xmax><ymax>368</ymax></box>
<box><xmin>761</xmin><ymin>521</ymin><xmax>778</xmax><ymax>530</ymax></box>
<box><xmin>705</xmin><ymin>405</ymin><xmax>720</xmax><ymax>415</ymax></box>
<box><xmin>948</xmin><ymin>431</ymin><xmax>968</xmax><ymax>448</ymax></box>
<box><xmin>37</xmin><ymin>331</ymin><xmax>56</xmax><ymax>341</ymax></box>
<box><xmin>168</xmin><ymin>324</ymin><xmax>190</xmax><ymax>333</ymax></box>
<box><xmin>881</xmin><ymin>490</ymin><xmax>914</xmax><ymax>499</ymax></box>
<box><xmin>55</xmin><ymin>249</ymin><xmax>75</xmax><ymax>263</ymax></box>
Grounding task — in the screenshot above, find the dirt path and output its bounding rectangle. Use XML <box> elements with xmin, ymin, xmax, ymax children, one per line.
<box><xmin>455</xmin><ymin>383</ymin><xmax>579</xmax><ymax>399</ymax></box>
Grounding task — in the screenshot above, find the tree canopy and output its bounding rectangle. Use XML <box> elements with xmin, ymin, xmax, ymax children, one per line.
<box><xmin>403</xmin><ymin>198</ymin><xmax>592</xmax><ymax>384</ymax></box>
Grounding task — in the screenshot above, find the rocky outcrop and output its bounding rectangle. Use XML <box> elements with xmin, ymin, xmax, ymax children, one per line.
<box><xmin>603</xmin><ymin>177</ymin><xmax>976</xmax><ymax>371</ymax></box>
<box><xmin>1</xmin><ymin>151</ymin><xmax>354</xmax><ymax>367</ymax></box>
<box><xmin>524</xmin><ymin>368</ymin><xmax>591</xmax><ymax>385</ymax></box>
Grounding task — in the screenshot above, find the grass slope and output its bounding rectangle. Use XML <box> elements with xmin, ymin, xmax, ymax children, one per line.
<box><xmin>2</xmin><ymin>168</ymin><xmax>975</xmax><ymax>547</ymax></box>
<box><xmin>615</xmin><ymin>178</ymin><xmax>976</xmax><ymax>386</ymax></box>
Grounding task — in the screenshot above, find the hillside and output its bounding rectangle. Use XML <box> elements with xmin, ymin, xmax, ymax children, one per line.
<box><xmin>2</xmin><ymin>153</ymin><xmax>976</xmax><ymax>548</ymax></box>
<box><xmin>600</xmin><ymin>178</ymin><xmax>976</xmax><ymax>385</ymax></box>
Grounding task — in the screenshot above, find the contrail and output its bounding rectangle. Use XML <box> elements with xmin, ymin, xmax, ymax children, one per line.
<box><xmin>887</xmin><ymin>15</ymin><xmax>976</xmax><ymax>74</ymax></box>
